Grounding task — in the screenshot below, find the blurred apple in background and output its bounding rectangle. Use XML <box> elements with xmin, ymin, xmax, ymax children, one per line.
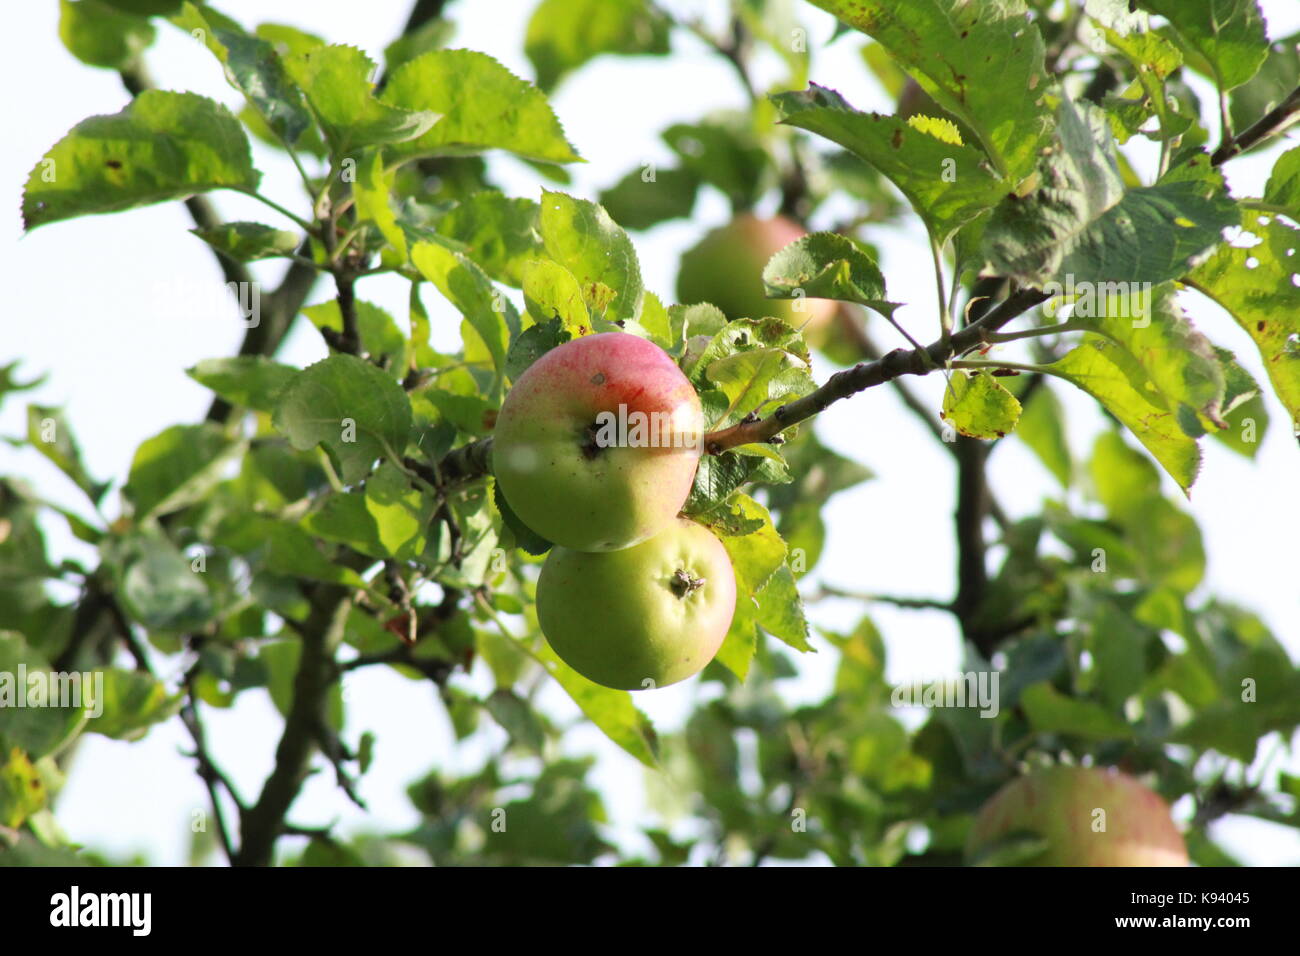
<box><xmin>676</xmin><ymin>213</ymin><xmax>838</xmax><ymax>339</ymax></box>
<box><xmin>966</xmin><ymin>766</ymin><xmax>1189</xmax><ymax>867</ymax></box>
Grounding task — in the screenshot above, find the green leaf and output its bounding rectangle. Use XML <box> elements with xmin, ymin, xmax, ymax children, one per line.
<box><xmin>59</xmin><ymin>0</ymin><xmax>154</xmax><ymax>70</ymax></box>
<box><xmin>1209</xmin><ymin>349</ymin><xmax>1268</xmax><ymax>458</ymax></box>
<box><xmin>186</xmin><ymin>356</ymin><xmax>297</xmax><ymax>413</ymax></box>
<box><xmin>0</xmin><ymin>634</ymin><xmax>86</xmax><ymax>759</ymax></box>
<box><xmin>1265</xmin><ymin>146</ymin><xmax>1300</xmax><ymax>220</ymax></box>
<box><xmin>538</xmin><ymin>190</ymin><xmax>643</xmax><ymax>323</ymax></box>
<box><xmin>598</xmin><ymin>165</ymin><xmax>699</xmax><ymax>231</ymax></box>
<box><xmin>662</xmin><ymin>121</ymin><xmax>769</xmax><ymax>211</ymax></box>
<box><xmin>1142</xmin><ymin>0</ymin><xmax>1268</xmax><ymax>92</ymax></box>
<box><xmin>1088</xmin><ymin>429</ymin><xmax>1159</xmax><ymax>518</ymax></box>
<box><xmin>284</xmin><ymin>44</ymin><xmax>439</xmax><ymax>155</ymax></box>
<box><xmin>942</xmin><ymin>371</ymin><xmax>1022</xmax><ymax>439</ymax></box>
<box><xmin>303</xmin><ymin>462</ymin><xmax>433</xmax><ymax>561</ymax></box>
<box><xmin>0</xmin><ymin>363</ymin><xmax>44</xmax><ymax>406</ymax></box>
<box><xmin>380</xmin><ymin>50</ymin><xmax>582</xmax><ymax>165</ymax></box>
<box><xmin>1101</xmin><ymin>26</ymin><xmax>1194</xmax><ymax>146</ymax></box>
<box><xmin>173</xmin><ymin>2</ymin><xmax>313</xmax><ymax>147</ymax></box>
<box><xmin>273</xmin><ymin>355</ymin><xmax>413</xmax><ymax>485</ymax></box>
<box><xmin>98</xmin><ymin>0</ymin><xmax>181</xmax><ymax>13</ymax></box>
<box><xmin>525</xmin><ymin>0</ymin><xmax>670</xmax><ymax>90</ymax></box>
<box><xmin>353</xmin><ymin>150</ymin><xmax>407</xmax><ymax>266</ymax></box>
<box><xmin>1087</xmin><ymin>431</ymin><xmax>1205</xmax><ymax>591</ymax></box>
<box><xmin>23</xmin><ymin>90</ymin><xmax>259</xmax><ymax>231</ymax></box>
<box><xmin>1228</xmin><ymin>31</ymin><xmax>1300</xmax><ymax>137</ymax></box>
<box><xmin>762</xmin><ymin>231</ymin><xmax>895</xmax><ymax>318</ymax></box>
<box><xmin>25</xmin><ymin>405</ymin><xmax>108</xmax><ymax>505</ymax></box>
<box><xmin>0</xmin><ymin>748</ymin><xmax>46</xmax><ymax>828</ymax></box>
<box><xmin>1015</xmin><ymin>384</ymin><xmax>1072</xmax><ymax>486</ymax></box>
<box><xmin>493</xmin><ymin>480</ymin><xmax>552</xmax><ymax>555</ymax></box>
<box><xmin>1048</xmin><ymin>338</ymin><xmax>1201</xmax><ymax>493</ymax></box>
<box><xmin>124</xmin><ymin>423</ymin><xmax>242</xmax><ymax>520</ymax></box>
<box><xmin>715</xmin><ymin>495</ymin><xmax>786</xmax><ymax>597</ymax></box>
<box><xmin>982</xmin><ymin>98</ymin><xmax>1237</xmax><ymax>286</ymax></box>
<box><xmin>1070</xmin><ymin>282</ymin><xmax>1228</xmax><ymax>430</ymax></box>
<box><xmin>383</xmin><ymin>16</ymin><xmax>453</xmax><ymax>75</ymax></box>
<box><xmin>521</xmin><ymin>259</ymin><xmax>589</xmax><ymax>332</ymax></box>
<box><xmin>436</xmin><ymin>193</ymin><xmax>543</xmax><ymax>287</ymax></box>
<box><xmin>109</xmin><ymin>532</ymin><xmax>215</xmax><ymax>630</ymax></box>
<box><xmin>1188</xmin><ymin>208</ymin><xmax>1300</xmax><ymax>427</ymax></box>
<box><xmin>1019</xmin><ymin>681</ymin><xmax>1132</xmax><ymax>740</ymax></box>
<box><xmin>254</xmin><ymin>22</ymin><xmax>325</xmax><ymax>57</ymax></box>
<box><xmin>806</xmin><ymin>0</ymin><xmax>1054</xmax><ymax>181</ymax></box>
<box><xmin>88</xmin><ymin>668</ymin><xmax>182</xmax><ymax>740</ymax></box>
<box><xmin>755</xmin><ymin>565</ymin><xmax>813</xmax><ymax>653</ymax></box>
<box><xmin>685</xmin><ymin>315</ymin><xmax>810</xmax><ymax>389</ymax></box>
<box><xmin>212</xmin><ymin>514</ymin><xmax>368</xmax><ymax>587</ymax></box>
<box><xmin>191</xmin><ymin>221</ymin><xmax>300</xmax><ymax>262</ymax></box>
<box><xmin>484</xmin><ymin>688</ymin><xmax>547</xmax><ymax>751</ymax></box>
<box><xmin>687</xmin><ymin>448</ymin><xmax>792</xmax><ymax>514</ymax></box>
<box><xmin>773</xmin><ymin>86</ymin><xmax>1006</xmax><ymax>245</ymax></box>
<box><xmin>504</xmin><ymin>319</ymin><xmax>572</xmax><ymax>382</ymax></box>
<box><xmin>712</xmin><ymin>601</ymin><xmax>758</xmax><ymax>682</ymax></box>
<box><xmin>411</xmin><ymin>241</ymin><xmax>514</xmax><ymax>387</ymax></box>
<box><xmin>533</xmin><ymin>641</ymin><xmax>658</xmax><ymax>766</ymax></box>
<box><xmin>1085</xmin><ymin>597</ymin><xmax>1150</xmax><ymax>709</ymax></box>
<box><xmin>704</xmin><ymin>346</ymin><xmax>816</xmax><ymax>430</ymax></box>
<box><xmin>299</xmin><ymin>837</ymin><xmax>365</xmax><ymax>867</ymax></box>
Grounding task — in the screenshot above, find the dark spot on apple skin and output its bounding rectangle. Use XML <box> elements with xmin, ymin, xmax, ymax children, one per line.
<box><xmin>591</xmin><ymin>372</ymin><xmax>606</xmax><ymax>385</ymax></box>
<box><xmin>106</xmin><ymin>160</ymin><xmax>122</xmax><ymax>169</ymax></box>
<box><xmin>580</xmin><ymin>421</ymin><xmax>606</xmax><ymax>460</ymax></box>
<box><xmin>1257</xmin><ymin>321</ymin><xmax>1266</xmax><ymax>331</ymax></box>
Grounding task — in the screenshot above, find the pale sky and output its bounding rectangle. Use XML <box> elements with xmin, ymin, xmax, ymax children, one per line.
<box><xmin>2</xmin><ymin>0</ymin><xmax>1297</xmax><ymax>865</ymax></box>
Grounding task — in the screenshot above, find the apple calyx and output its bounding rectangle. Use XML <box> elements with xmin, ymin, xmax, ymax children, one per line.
<box><xmin>670</xmin><ymin>568</ymin><xmax>706</xmax><ymax>598</ymax></box>
<box><xmin>579</xmin><ymin>420</ymin><xmax>608</xmax><ymax>460</ymax></box>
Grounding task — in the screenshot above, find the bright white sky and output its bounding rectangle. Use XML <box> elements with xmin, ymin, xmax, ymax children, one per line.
<box><xmin>2</xmin><ymin>0</ymin><xmax>1297</xmax><ymax>866</ymax></box>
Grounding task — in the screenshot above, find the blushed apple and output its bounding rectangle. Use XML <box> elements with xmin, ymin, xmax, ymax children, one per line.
<box><xmin>493</xmin><ymin>332</ymin><xmax>704</xmax><ymax>552</ymax></box>
<box><xmin>966</xmin><ymin>765</ymin><xmax>1189</xmax><ymax>867</ymax></box>
<box><xmin>536</xmin><ymin>517</ymin><xmax>737</xmax><ymax>690</ymax></box>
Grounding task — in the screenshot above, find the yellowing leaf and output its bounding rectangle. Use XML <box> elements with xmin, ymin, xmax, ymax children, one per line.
<box><xmin>942</xmin><ymin>371</ymin><xmax>1022</xmax><ymax>439</ymax></box>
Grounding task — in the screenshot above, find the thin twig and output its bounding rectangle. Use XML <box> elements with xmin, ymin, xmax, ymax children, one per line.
<box><xmin>1211</xmin><ymin>83</ymin><xmax>1300</xmax><ymax>165</ymax></box>
<box><xmin>703</xmin><ymin>288</ymin><xmax>1052</xmax><ymax>453</ymax></box>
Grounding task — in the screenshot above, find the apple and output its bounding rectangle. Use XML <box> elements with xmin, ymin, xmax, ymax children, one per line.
<box><xmin>536</xmin><ymin>517</ymin><xmax>736</xmax><ymax>690</ymax></box>
<box><xmin>493</xmin><ymin>332</ymin><xmax>704</xmax><ymax>552</ymax></box>
<box><xmin>966</xmin><ymin>765</ymin><xmax>1189</xmax><ymax>867</ymax></box>
<box><xmin>676</xmin><ymin>213</ymin><xmax>838</xmax><ymax>336</ymax></box>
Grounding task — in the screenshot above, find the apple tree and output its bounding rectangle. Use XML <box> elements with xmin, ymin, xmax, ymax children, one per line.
<box><xmin>2</xmin><ymin>0</ymin><xmax>1299</xmax><ymax>867</ymax></box>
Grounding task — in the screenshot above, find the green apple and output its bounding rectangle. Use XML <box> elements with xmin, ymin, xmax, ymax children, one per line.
<box><xmin>966</xmin><ymin>766</ymin><xmax>1189</xmax><ymax>867</ymax></box>
<box><xmin>676</xmin><ymin>213</ymin><xmax>838</xmax><ymax>337</ymax></box>
<box><xmin>536</xmin><ymin>517</ymin><xmax>736</xmax><ymax>690</ymax></box>
<box><xmin>493</xmin><ymin>332</ymin><xmax>704</xmax><ymax>552</ymax></box>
